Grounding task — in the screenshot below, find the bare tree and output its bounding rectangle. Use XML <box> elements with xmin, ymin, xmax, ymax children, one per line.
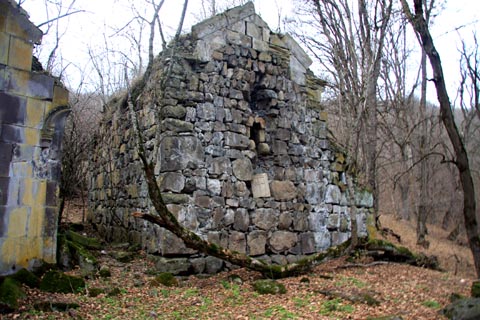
<box><xmin>401</xmin><ymin>0</ymin><xmax>480</xmax><ymax>277</ymax></box>
<box><xmin>31</xmin><ymin>0</ymin><xmax>84</xmax><ymax>76</ymax></box>
<box><xmin>290</xmin><ymin>0</ymin><xmax>393</xmax><ymax>232</ymax></box>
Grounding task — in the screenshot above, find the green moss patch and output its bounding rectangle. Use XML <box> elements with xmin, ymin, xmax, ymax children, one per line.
<box><xmin>150</xmin><ymin>273</ymin><xmax>178</xmax><ymax>287</ymax></box>
<box><xmin>39</xmin><ymin>271</ymin><xmax>85</xmax><ymax>294</ymax></box>
<box><xmin>66</xmin><ymin>230</ymin><xmax>102</xmax><ymax>250</ymax></box>
<box><xmin>10</xmin><ymin>268</ymin><xmax>39</xmax><ymax>288</ymax></box>
<box><xmin>0</xmin><ymin>278</ymin><xmax>26</xmax><ymax>312</ymax></box>
<box><xmin>253</xmin><ymin>279</ymin><xmax>286</xmax><ymax>295</ymax></box>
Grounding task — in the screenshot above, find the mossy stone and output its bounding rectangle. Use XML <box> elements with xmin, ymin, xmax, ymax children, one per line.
<box><xmin>99</xmin><ymin>266</ymin><xmax>111</xmax><ymax>278</ymax></box>
<box><xmin>0</xmin><ymin>278</ymin><xmax>26</xmax><ymax>312</ymax></box>
<box><xmin>66</xmin><ymin>240</ymin><xmax>98</xmax><ymax>277</ymax></box>
<box><xmin>66</xmin><ymin>230</ymin><xmax>102</xmax><ymax>250</ymax></box>
<box><xmin>472</xmin><ymin>281</ymin><xmax>480</xmax><ymax>298</ymax></box>
<box><xmin>253</xmin><ymin>279</ymin><xmax>287</xmax><ymax>295</ymax></box>
<box><xmin>88</xmin><ymin>287</ymin><xmax>104</xmax><ymax>297</ymax></box>
<box><xmin>150</xmin><ymin>273</ymin><xmax>178</xmax><ymax>287</ymax></box>
<box><xmin>111</xmin><ymin>251</ymin><xmax>136</xmax><ymax>263</ymax></box>
<box><xmin>108</xmin><ymin>287</ymin><xmax>122</xmax><ymax>296</ymax></box>
<box><xmin>11</xmin><ymin>268</ymin><xmax>40</xmax><ymax>288</ymax></box>
<box><xmin>442</xmin><ymin>297</ymin><xmax>480</xmax><ymax>320</ymax></box>
<box><xmin>39</xmin><ymin>271</ymin><xmax>85</xmax><ymax>293</ymax></box>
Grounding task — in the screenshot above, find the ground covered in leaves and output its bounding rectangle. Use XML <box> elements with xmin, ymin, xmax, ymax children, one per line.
<box><xmin>7</xmin><ymin>247</ymin><xmax>473</xmax><ymax>319</ymax></box>
<box><xmin>6</xmin><ymin>202</ymin><xmax>475</xmax><ymax>319</ymax></box>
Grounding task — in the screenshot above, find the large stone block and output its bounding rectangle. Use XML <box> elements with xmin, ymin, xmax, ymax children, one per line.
<box><xmin>252</xmin><ymin>208</ymin><xmax>277</xmax><ymax>231</ymax></box>
<box><xmin>8</xmin><ymin>36</ymin><xmax>32</xmax><ymax>71</ymax></box>
<box><xmin>233</xmin><ymin>208</ymin><xmax>249</xmax><ymax>231</ymax></box>
<box><xmin>191</xmin><ymin>1</ymin><xmax>255</xmax><ymax>39</ymax></box>
<box><xmin>160</xmin><ymin>136</ymin><xmax>204</xmax><ymax>171</ymax></box>
<box><xmin>247</xmin><ymin>230</ymin><xmax>266</xmax><ymax>256</ymax></box>
<box><xmin>251</xmin><ymin>173</ymin><xmax>270</xmax><ymax>198</ymax></box>
<box><xmin>5</xmin><ymin>68</ymin><xmax>54</xmax><ymax>100</ymax></box>
<box><xmin>269</xmin><ymin>231</ymin><xmax>298</xmax><ymax>252</ymax></box>
<box><xmin>197</xmin><ymin>102</ymin><xmax>216</xmax><ymax>121</ymax></box>
<box><xmin>0</xmin><ymin>92</ymin><xmax>27</xmax><ymax>125</ymax></box>
<box><xmin>208</xmin><ymin>156</ymin><xmax>231</xmax><ymax>176</ymax></box>
<box><xmin>313</xmin><ymin>227</ymin><xmax>331</xmax><ymax>251</ymax></box>
<box><xmin>232</xmin><ymin>157</ymin><xmax>253</xmax><ymax>181</ymax></box>
<box><xmin>325</xmin><ymin>184</ymin><xmax>341</xmax><ymax>204</ymax></box>
<box><xmin>305</xmin><ymin>182</ymin><xmax>325</xmax><ymax>205</ymax></box>
<box><xmin>270</xmin><ymin>180</ymin><xmax>297</xmax><ymax>201</ymax></box>
<box><xmin>162</xmin><ymin>118</ymin><xmax>194</xmax><ymax>133</ymax></box>
<box><xmin>224</xmin><ymin>131</ymin><xmax>250</xmax><ymax>149</ymax></box>
<box><xmin>52</xmin><ymin>85</ymin><xmax>69</xmax><ymax>106</ymax></box>
<box><xmin>228</xmin><ymin>231</ymin><xmax>246</xmax><ymax>254</ymax></box>
<box><xmin>160</xmin><ymin>172</ymin><xmax>185</xmax><ymax>193</ymax></box>
<box><xmin>0</xmin><ymin>123</ymin><xmax>23</xmax><ymax>143</ymax></box>
<box><xmin>309</xmin><ymin>207</ymin><xmax>328</xmax><ymax>232</ymax></box>
<box><xmin>299</xmin><ymin>232</ymin><xmax>316</xmax><ymax>254</ymax></box>
<box><xmin>0</xmin><ymin>32</ymin><xmax>9</xmax><ymax>66</ymax></box>
<box><xmin>0</xmin><ymin>177</ymin><xmax>9</xmax><ymax>205</ymax></box>
<box><xmin>25</xmin><ymin>98</ymin><xmax>45</xmax><ymax>128</ymax></box>
<box><xmin>5</xmin><ymin>5</ymin><xmax>42</xmax><ymax>43</ymax></box>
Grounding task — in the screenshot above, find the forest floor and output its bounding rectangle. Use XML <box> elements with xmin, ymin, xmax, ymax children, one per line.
<box><xmin>6</xmin><ymin>200</ymin><xmax>476</xmax><ymax>320</ymax></box>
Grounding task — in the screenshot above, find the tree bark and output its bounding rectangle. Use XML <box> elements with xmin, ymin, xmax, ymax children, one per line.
<box><xmin>401</xmin><ymin>0</ymin><xmax>480</xmax><ymax>277</ymax></box>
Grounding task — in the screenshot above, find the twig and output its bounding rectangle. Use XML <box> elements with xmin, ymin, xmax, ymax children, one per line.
<box><xmin>335</xmin><ymin>261</ymin><xmax>390</xmax><ymax>269</ymax></box>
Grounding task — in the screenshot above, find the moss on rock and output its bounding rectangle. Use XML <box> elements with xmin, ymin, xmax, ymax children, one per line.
<box><xmin>0</xmin><ymin>278</ymin><xmax>26</xmax><ymax>312</ymax></box>
<box><xmin>150</xmin><ymin>273</ymin><xmax>178</xmax><ymax>287</ymax></box>
<box><xmin>472</xmin><ymin>281</ymin><xmax>480</xmax><ymax>298</ymax></box>
<box><xmin>39</xmin><ymin>270</ymin><xmax>85</xmax><ymax>294</ymax></box>
<box><xmin>66</xmin><ymin>230</ymin><xmax>102</xmax><ymax>250</ymax></box>
<box><xmin>10</xmin><ymin>268</ymin><xmax>40</xmax><ymax>288</ymax></box>
<box><xmin>253</xmin><ymin>279</ymin><xmax>286</xmax><ymax>295</ymax></box>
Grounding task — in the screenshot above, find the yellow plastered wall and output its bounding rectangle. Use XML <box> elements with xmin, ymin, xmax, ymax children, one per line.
<box><xmin>0</xmin><ymin>0</ymin><xmax>68</xmax><ymax>274</ymax></box>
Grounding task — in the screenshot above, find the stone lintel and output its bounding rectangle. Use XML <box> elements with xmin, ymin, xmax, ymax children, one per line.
<box><xmin>191</xmin><ymin>2</ymin><xmax>255</xmax><ymax>39</ymax></box>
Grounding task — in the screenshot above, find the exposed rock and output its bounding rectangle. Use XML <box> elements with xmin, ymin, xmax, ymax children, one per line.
<box><xmin>253</xmin><ymin>279</ymin><xmax>286</xmax><ymax>295</ymax></box>
<box><xmin>39</xmin><ymin>271</ymin><xmax>85</xmax><ymax>294</ymax></box>
<box><xmin>270</xmin><ymin>180</ymin><xmax>297</xmax><ymax>201</ymax></box>
<box><xmin>160</xmin><ymin>172</ymin><xmax>185</xmax><ymax>193</ymax></box>
<box><xmin>442</xmin><ymin>298</ymin><xmax>480</xmax><ymax>320</ymax></box>
<box><xmin>151</xmin><ymin>257</ymin><xmax>190</xmax><ymax>275</ymax></box>
<box><xmin>229</xmin><ymin>231</ymin><xmax>247</xmax><ymax>254</ymax></box>
<box><xmin>252</xmin><ymin>208</ymin><xmax>278</xmax><ymax>231</ymax></box>
<box><xmin>269</xmin><ymin>231</ymin><xmax>298</xmax><ymax>253</ymax></box>
<box><xmin>233</xmin><ymin>208</ymin><xmax>250</xmax><ymax>231</ymax></box>
<box><xmin>247</xmin><ymin>230</ymin><xmax>267</xmax><ymax>256</ymax></box>
<box><xmin>232</xmin><ymin>157</ymin><xmax>253</xmax><ymax>181</ymax></box>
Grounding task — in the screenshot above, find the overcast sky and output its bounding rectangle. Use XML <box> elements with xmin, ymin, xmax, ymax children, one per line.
<box><xmin>20</xmin><ymin>0</ymin><xmax>480</xmax><ymax>104</ymax></box>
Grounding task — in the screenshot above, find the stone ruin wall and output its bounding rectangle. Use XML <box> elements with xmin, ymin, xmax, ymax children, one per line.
<box><xmin>88</xmin><ymin>3</ymin><xmax>373</xmax><ymax>274</ymax></box>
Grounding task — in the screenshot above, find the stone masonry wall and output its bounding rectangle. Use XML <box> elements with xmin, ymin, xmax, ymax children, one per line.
<box><xmin>0</xmin><ymin>0</ymin><xmax>69</xmax><ymax>275</ymax></box>
<box><xmin>88</xmin><ymin>2</ymin><xmax>373</xmax><ymax>274</ymax></box>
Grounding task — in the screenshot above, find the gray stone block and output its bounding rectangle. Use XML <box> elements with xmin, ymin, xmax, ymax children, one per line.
<box><xmin>247</xmin><ymin>230</ymin><xmax>266</xmax><ymax>256</ymax></box>
<box><xmin>269</xmin><ymin>231</ymin><xmax>298</xmax><ymax>253</ymax></box>
<box><xmin>228</xmin><ymin>231</ymin><xmax>246</xmax><ymax>254</ymax></box>
<box><xmin>0</xmin><ymin>92</ymin><xmax>27</xmax><ymax>125</ymax></box>
<box><xmin>252</xmin><ymin>208</ymin><xmax>278</xmax><ymax>231</ymax></box>
<box><xmin>233</xmin><ymin>208</ymin><xmax>249</xmax><ymax>231</ymax></box>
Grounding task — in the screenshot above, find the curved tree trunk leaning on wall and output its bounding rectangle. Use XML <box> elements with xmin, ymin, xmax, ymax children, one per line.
<box><xmin>401</xmin><ymin>0</ymin><xmax>480</xmax><ymax>278</ymax></box>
